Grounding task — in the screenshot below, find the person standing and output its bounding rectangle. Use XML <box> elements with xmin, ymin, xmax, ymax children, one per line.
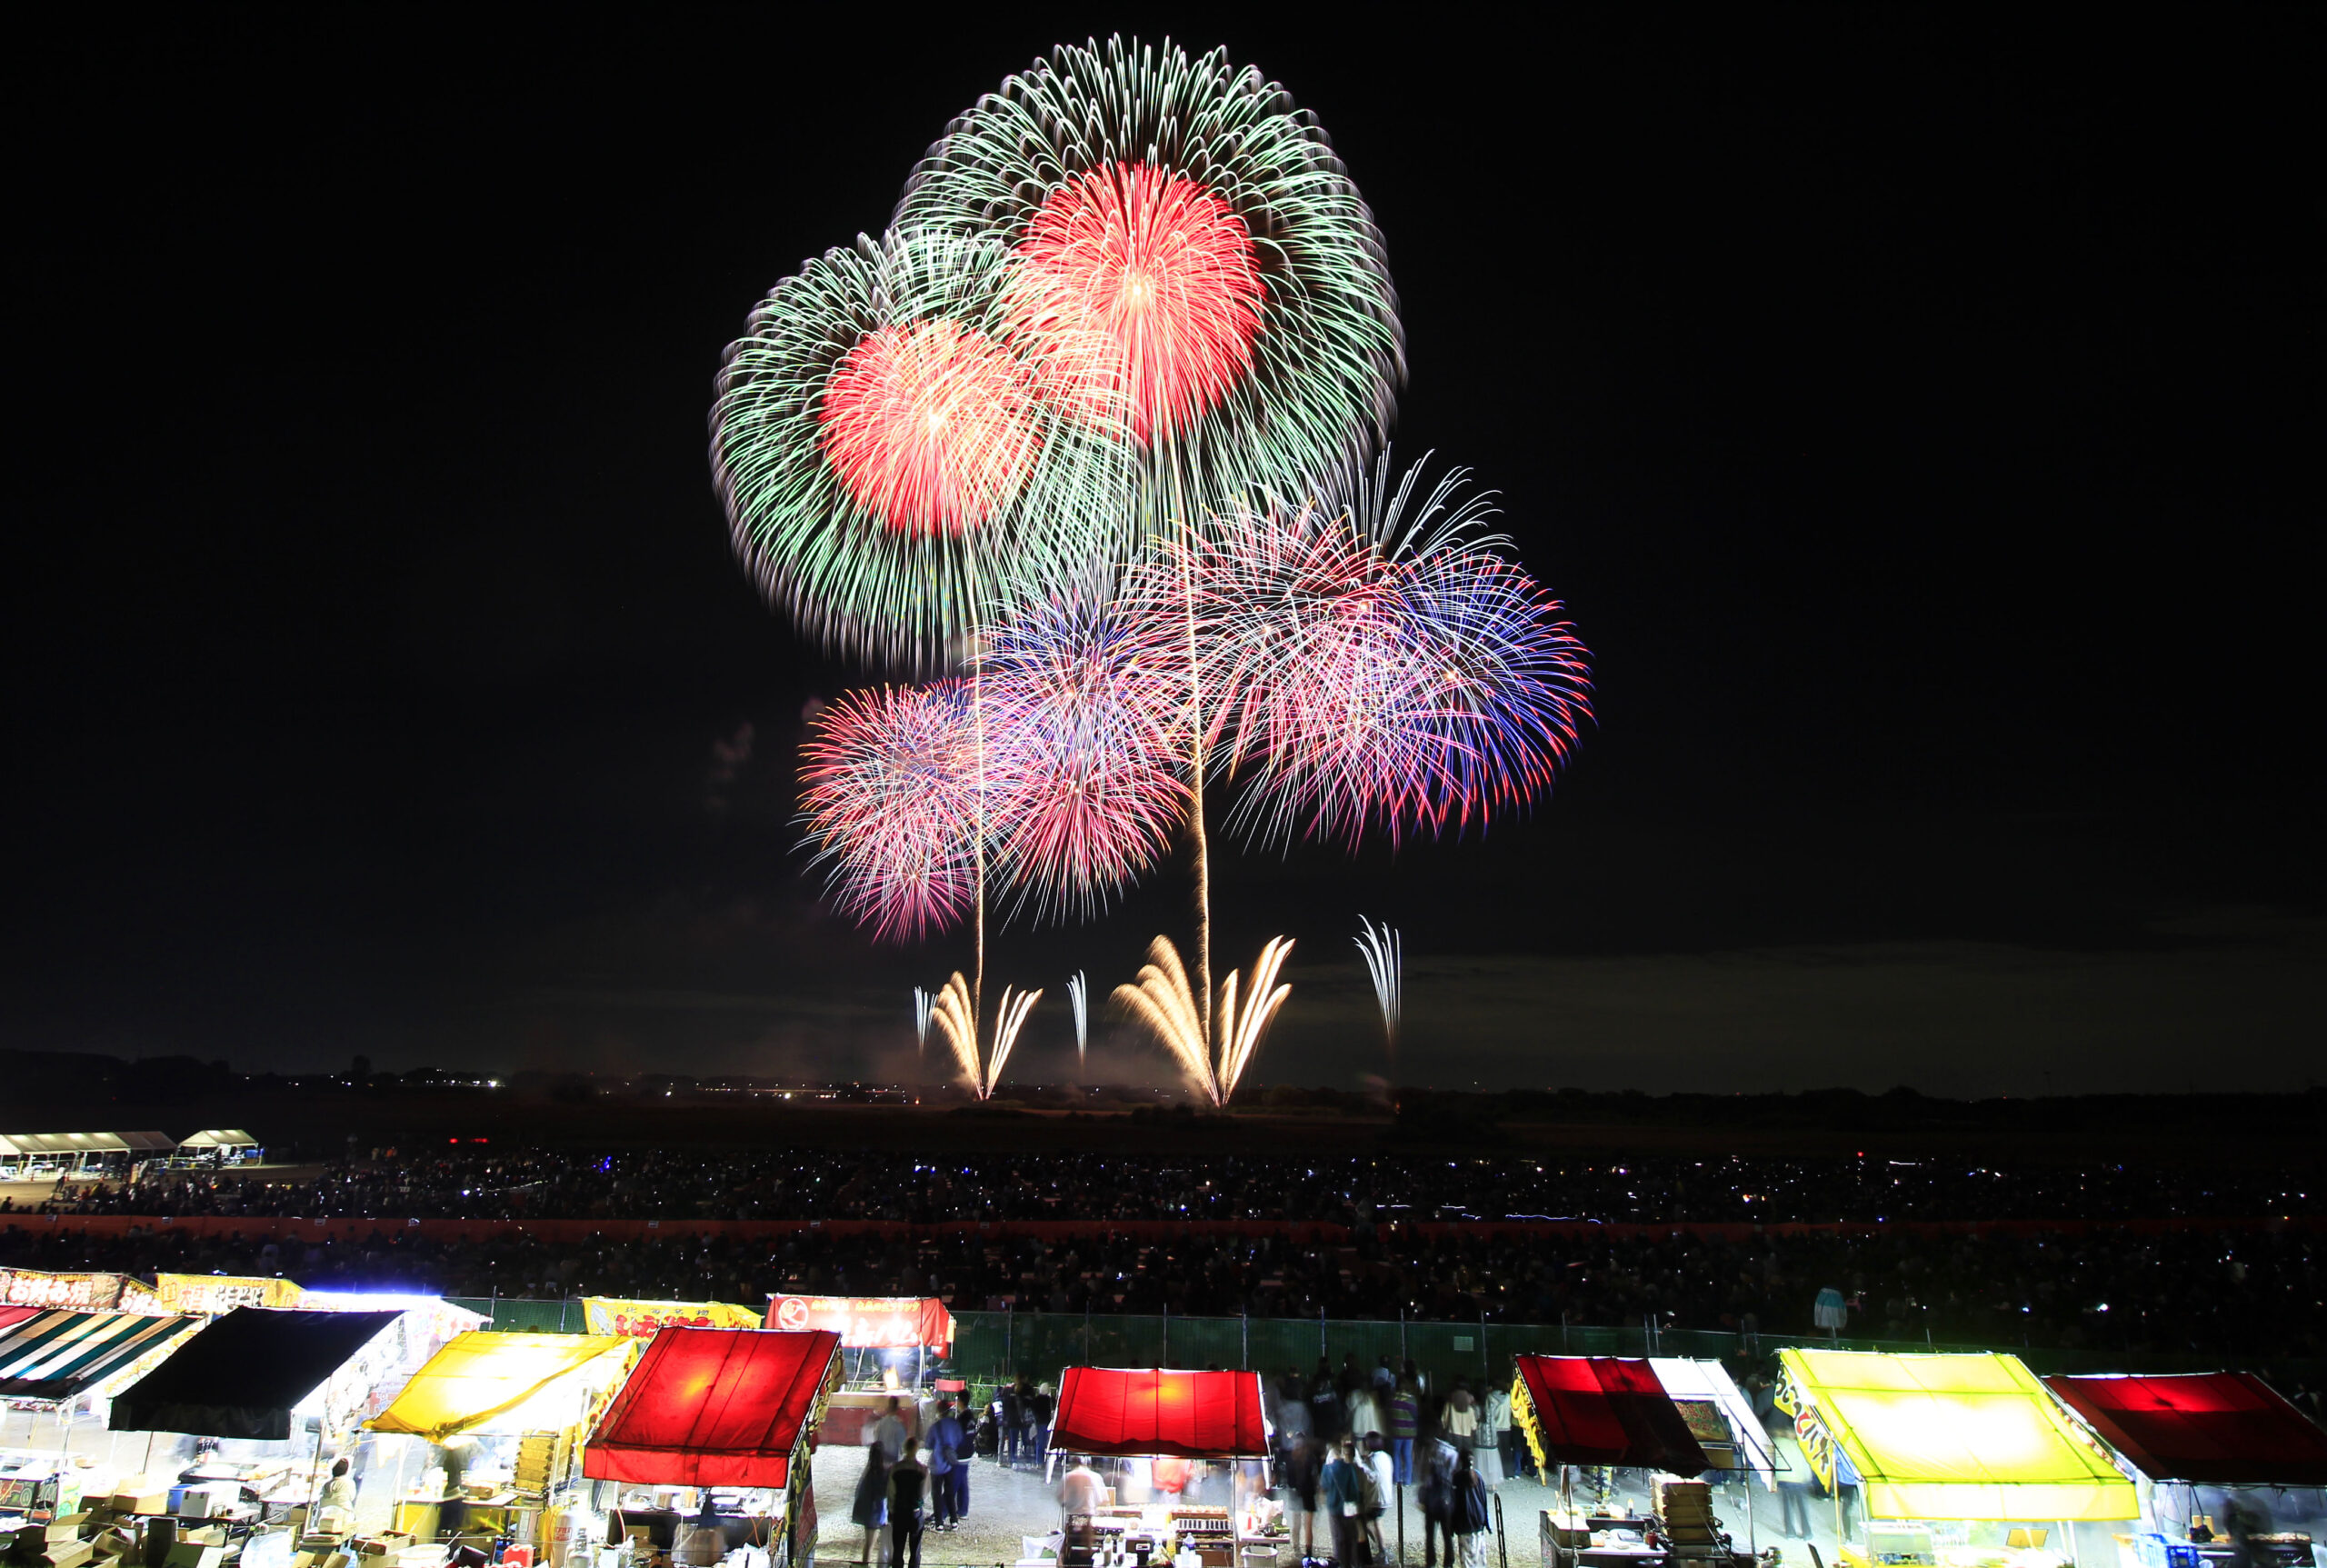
<box><xmin>1387</xmin><ymin>1377</ymin><xmax>1420</xmax><ymax>1486</ymax></box>
<box><xmin>1449</xmin><ymin>1450</ymin><xmax>1491</xmax><ymax>1568</ymax></box>
<box><xmin>849</xmin><ymin>1439</ymin><xmax>889</xmax><ymax>1565</ymax></box>
<box><xmin>1363</xmin><ymin>1434</ymin><xmax>1396</xmax><ymax>1564</ymax></box>
<box><xmin>319</xmin><ymin>1457</ymin><xmax>357</xmax><ymax>1514</ymax></box>
<box><xmin>1321</xmin><ymin>1438</ymin><xmax>1367</xmax><ymax>1567</ymax></box>
<box><xmin>886</xmin><ymin>1451</ymin><xmax>928</xmax><ymax>1568</ymax></box>
<box><xmin>1000</xmin><ymin>1379</ymin><xmax>1026</xmax><ymax>1468</ymax></box>
<box><xmin>1309</xmin><ymin>1359</ymin><xmax>1345</xmax><ymax>1449</ymax></box>
<box><xmin>1057</xmin><ymin>1456</ymin><xmax>1107</xmax><ymax>1523</ymax></box>
<box><xmin>1030</xmin><ymin>1381</ymin><xmax>1056</xmax><ymax>1469</ymax></box>
<box><xmin>927</xmin><ymin>1402</ymin><xmax>965</xmax><ymax>1533</ymax></box>
<box><xmin>1476</xmin><ymin>1383</ymin><xmax>1509</xmax><ymax>1489</ymax></box>
<box><xmin>873</xmin><ymin>1398</ymin><xmax>910</xmax><ymax>1465</ymax></box>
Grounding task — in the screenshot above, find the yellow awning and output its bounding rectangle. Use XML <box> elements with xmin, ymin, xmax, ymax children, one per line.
<box><xmin>369</xmin><ymin>1332</ymin><xmax>632</xmax><ymax>1442</ymax></box>
<box><xmin>1777</xmin><ymin>1350</ymin><xmax>2138</xmax><ymax>1522</ymax></box>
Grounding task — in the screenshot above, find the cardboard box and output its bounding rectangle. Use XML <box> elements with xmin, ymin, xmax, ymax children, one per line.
<box><xmin>181</xmin><ymin>1529</ymin><xmax>227</xmax><ymax>1548</ymax></box>
<box><xmin>162</xmin><ymin>1547</ymin><xmax>225</xmax><ymax>1568</ymax></box>
<box><xmin>109</xmin><ymin>1493</ymin><xmax>168</xmax><ymax>1518</ymax></box>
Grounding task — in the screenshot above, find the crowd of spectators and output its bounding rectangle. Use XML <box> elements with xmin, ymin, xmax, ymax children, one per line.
<box><xmin>29</xmin><ymin>1146</ymin><xmax>2322</xmax><ymax>1225</ymax></box>
<box><xmin>0</xmin><ymin>1149</ymin><xmax>2317</xmax><ymax>1358</ymax></box>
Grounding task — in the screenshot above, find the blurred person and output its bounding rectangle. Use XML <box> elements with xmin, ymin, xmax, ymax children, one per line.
<box><xmin>1058</xmin><ymin>1455</ymin><xmax>1107</xmax><ymax>1522</ymax></box>
<box><xmin>1419</xmin><ymin>1437</ymin><xmax>1458</xmax><ymax>1568</ymax></box>
<box><xmin>849</xmin><ymin>1438</ymin><xmax>889</xmax><ymax>1565</ymax></box>
<box><xmin>1363</xmin><ymin>1433</ymin><xmax>1395</xmax><ymax>1562</ymax></box>
<box><xmin>873</xmin><ymin>1397</ymin><xmax>910</xmax><ymax>1465</ymax></box>
<box><xmin>1283</xmin><ymin>1434</ymin><xmax>1321</xmax><ymax>1563</ymax></box>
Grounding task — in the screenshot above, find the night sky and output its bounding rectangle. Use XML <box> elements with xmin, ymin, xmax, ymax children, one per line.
<box><xmin>11</xmin><ymin>11</ymin><xmax>2319</xmax><ymax>1094</ymax></box>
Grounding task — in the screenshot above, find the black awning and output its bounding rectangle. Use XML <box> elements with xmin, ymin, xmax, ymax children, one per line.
<box><xmin>108</xmin><ymin>1306</ymin><xmax>402</xmax><ymax>1440</ymax></box>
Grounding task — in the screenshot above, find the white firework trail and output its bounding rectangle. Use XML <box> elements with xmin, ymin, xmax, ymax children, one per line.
<box><xmin>1354</xmin><ymin>915</ymin><xmax>1402</xmax><ymax>1054</ymax></box>
<box><xmin>1067</xmin><ymin>971</ymin><xmax>1089</xmax><ymax>1064</ymax></box>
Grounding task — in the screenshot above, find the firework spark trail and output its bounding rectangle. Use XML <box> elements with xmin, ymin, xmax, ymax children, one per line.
<box><xmin>1067</xmin><ymin>971</ymin><xmax>1089</xmax><ymax>1065</ymax></box>
<box><xmin>713</xmin><ymin>228</ymin><xmax>1138</xmax><ymax>669</ymax></box>
<box><xmin>930</xmin><ymin>971</ymin><xmax>1042</xmax><ymax>1098</ymax></box>
<box><xmin>1354</xmin><ymin>916</ymin><xmax>1403</xmax><ymax>1054</ymax></box>
<box><xmin>913</xmin><ymin>986</ymin><xmax>934</xmax><ymax>1055</ymax></box>
<box><xmin>976</xmin><ymin>592</ymin><xmax>1190</xmax><ymax>923</ymax></box>
<box><xmin>1110</xmin><ymin>934</ymin><xmax>1293</xmax><ymax>1108</ymax></box>
<box><xmin>898</xmin><ymin>36</ymin><xmax>1403</xmax><ymax>514</ymax></box>
<box><xmin>795</xmin><ymin>683</ymin><xmax>989</xmax><ymax>941</ymax></box>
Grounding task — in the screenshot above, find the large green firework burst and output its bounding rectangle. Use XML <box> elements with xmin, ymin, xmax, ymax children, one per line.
<box><xmin>712</xmin><ymin>228</ymin><xmax>1138</xmax><ymax>669</ymax></box>
<box><xmin>894</xmin><ymin>36</ymin><xmax>1406</xmax><ymax>534</ymax></box>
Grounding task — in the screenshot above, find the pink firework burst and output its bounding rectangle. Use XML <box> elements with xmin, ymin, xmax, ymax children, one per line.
<box><xmin>1140</xmin><ymin>462</ymin><xmax>1593</xmax><ymax>847</ymax></box>
<box><xmin>978</xmin><ymin>594</ymin><xmax>1191</xmax><ymax>924</ymax></box>
<box><xmin>797</xmin><ymin>682</ymin><xmax>986</xmax><ymax>940</ymax></box>
<box><xmin>1006</xmin><ymin>162</ymin><xmax>1264</xmax><ymax>445</ymax></box>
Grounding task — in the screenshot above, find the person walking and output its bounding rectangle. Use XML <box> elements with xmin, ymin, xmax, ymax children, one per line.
<box><xmin>850</xmin><ymin>1438</ymin><xmax>890</xmax><ymax>1565</ymax></box>
<box><xmin>1322</xmin><ymin>1437</ymin><xmax>1368</xmax><ymax>1567</ymax></box>
<box><xmin>927</xmin><ymin>1401</ymin><xmax>966</xmax><ymax>1533</ymax></box>
<box><xmin>1387</xmin><ymin>1377</ymin><xmax>1420</xmax><ymax>1486</ymax></box>
<box><xmin>886</xmin><ymin>1450</ymin><xmax>929</xmax><ymax>1568</ymax></box>
<box><xmin>1449</xmin><ymin>1450</ymin><xmax>1491</xmax><ymax>1568</ymax></box>
<box><xmin>1476</xmin><ymin>1383</ymin><xmax>1509</xmax><ymax>1489</ymax></box>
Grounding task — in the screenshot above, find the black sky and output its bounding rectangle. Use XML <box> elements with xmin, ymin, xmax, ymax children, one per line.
<box><xmin>9</xmin><ymin>10</ymin><xmax>2320</xmax><ymax>1092</ymax></box>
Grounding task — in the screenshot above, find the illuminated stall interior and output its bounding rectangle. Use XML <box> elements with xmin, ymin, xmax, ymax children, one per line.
<box><xmin>1045</xmin><ymin>1366</ymin><xmax>1276</xmax><ymax>1568</ymax></box>
<box><xmin>581</xmin><ymin>1327</ymin><xmax>843</xmax><ymax>1568</ymax></box>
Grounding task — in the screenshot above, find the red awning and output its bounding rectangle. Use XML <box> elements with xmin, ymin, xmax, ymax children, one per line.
<box><xmin>2044</xmin><ymin>1373</ymin><xmax>2327</xmax><ymax>1486</ymax></box>
<box><xmin>1051</xmin><ymin>1367</ymin><xmax>1271</xmax><ymax>1459</ymax></box>
<box><xmin>1513</xmin><ymin>1355</ymin><xmax>1711</xmax><ymax>1473</ymax></box>
<box><xmin>584</xmin><ymin>1327</ymin><xmax>840</xmax><ymax>1488</ymax></box>
<box><xmin>766</xmin><ymin>1294</ymin><xmax>954</xmax><ymax>1350</ymax></box>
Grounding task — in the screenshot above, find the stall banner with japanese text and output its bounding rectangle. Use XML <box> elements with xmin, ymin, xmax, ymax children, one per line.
<box><xmin>153</xmin><ymin>1273</ymin><xmax>308</xmax><ymax>1314</ymax></box>
<box><xmin>582</xmin><ymin>1297</ymin><xmax>763</xmax><ymax>1337</ymax></box>
<box><xmin>0</xmin><ymin>1267</ymin><xmax>135</xmax><ymax>1312</ymax></box>
<box><xmin>767</xmin><ymin>1294</ymin><xmax>954</xmax><ymax>1349</ymax></box>
<box><xmin>1772</xmin><ymin>1362</ymin><xmax>1839</xmax><ymax>1492</ymax></box>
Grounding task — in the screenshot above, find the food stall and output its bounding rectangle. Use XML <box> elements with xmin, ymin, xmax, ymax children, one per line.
<box><xmin>1513</xmin><ymin>1354</ymin><xmax>1719</xmax><ymax>1568</ymax></box>
<box><xmin>762</xmin><ymin>1298</ymin><xmax>956</xmax><ymax>1444</ymax></box>
<box><xmin>0</xmin><ymin>1307</ymin><xmax>205</xmax><ymax>1520</ymax></box>
<box><xmin>582</xmin><ymin>1327</ymin><xmax>843</xmax><ymax>1568</ymax></box>
<box><xmin>366</xmin><ymin>1332</ymin><xmax>638</xmax><ymax>1549</ymax></box>
<box><xmin>1644</xmin><ymin>1360</ymin><xmax>1780</xmax><ymax>1487</ymax></box>
<box><xmin>105</xmin><ymin>1303</ymin><xmax>464</xmax><ymax>1563</ymax></box>
<box><xmin>2042</xmin><ymin>1372</ymin><xmax>2327</xmax><ymax>1567</ymax></box>
<box><xmin>1773</xmin><ymin>1350</ymin><xmax>2139</xmax><ymax>1568</ymax></box>
<box><xmin>1044</xmin><ymin>1366</ymin><xmax>1275</xmax><ymax>1568</ymax></box>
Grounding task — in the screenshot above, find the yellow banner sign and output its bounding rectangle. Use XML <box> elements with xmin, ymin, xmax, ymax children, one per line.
<box><xmin>0</xmin><ymin>1268</ymin><xmax>131</xmax><ymax>1311</ymax></box>
<box><xmin>153</xmin><ymin>1273</ymin><xmax>307</xmax><ymax>1314</ymax></box>
<box><xmin>582</xmin><ymin>1297</ymin><xmax>762</xmax><ymax>1337</ymax></box>
<box><xmin>1773</xmin><ymin>1362</ymin><xmax>1838</xmax><ymax>1493</ymax></box>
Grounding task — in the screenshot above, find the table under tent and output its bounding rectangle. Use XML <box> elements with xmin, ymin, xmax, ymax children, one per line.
<box><xmin>2042</xmin><ymin>1372</ymin><xmax>2327</xmax><ymax>1568</ymax></box>
<box><xmin>1773</xmin><ymin>1349</ymin><xmax>2139</xmax><ymax>1568</ymax></box>
<box><xmin>365</xmin><ymin>1331</ymin><xmax>640</xmax><ymax>1549</ymax></box>
<box><xmin>1043</xmin><ymin>1366</ymin><xmax>1276</xmax><ymax>1568</ymax></box>
<box><xmin>580</xmin><ymin>1326</ymin><xmax>843</xmax><ymax>1568</ymax></box>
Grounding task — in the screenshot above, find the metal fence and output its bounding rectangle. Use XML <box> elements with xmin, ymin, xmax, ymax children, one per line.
<box><xmin>446</xmin><ymin>1299</ymin><xmax>2298</xmax><ymax>1383</ymax></box>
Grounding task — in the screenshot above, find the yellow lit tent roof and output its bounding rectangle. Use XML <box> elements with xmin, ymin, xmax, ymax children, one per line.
<box><xmin>369</xmin><ymin>1331</ymin><xmax>633</xmax><ymax>1443</ymax></box>
<box><xmin>1778</xmin><ymin>1350</ymin><xmax>2138</xmax><ymax>1522</ymax></box>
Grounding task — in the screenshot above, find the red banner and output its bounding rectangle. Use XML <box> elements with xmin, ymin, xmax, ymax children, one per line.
<box><xmin>766</xmin><ymin>1293</ymin><xmax>954</xmax><ymax>1350</ymax></box>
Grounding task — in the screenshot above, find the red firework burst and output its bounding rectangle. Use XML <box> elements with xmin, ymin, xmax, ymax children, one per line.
<box><xmin>1007</xmin><ymin>162</ymin><xmax>1263</xmax><ymax>444</ymax></box>
<box><xmin>817</xmin><ymin>317</ymin><xmax>1044</xmax><ymax>536</ymax></box>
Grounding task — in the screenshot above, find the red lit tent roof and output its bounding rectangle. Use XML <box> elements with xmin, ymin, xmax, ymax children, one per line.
<box><xmin>2044</xmin><ymin>1373</ymin><xmax>2327</xmax><ymax>1487</ymax></box>
<box><xmin>584</xmin><ymin>1327</ymin><xmax>840</xmax><ymax>1489</ymax></box>
<box><xmin>1051</xmin><ymin>1367</ymin><xmax>1270</xmax><ymax>1459</ymax></box>
<box><xmin>1513</xmin><ymin>1354</ymin><xmax>1711</xmax><ymax>1473</ymax></box>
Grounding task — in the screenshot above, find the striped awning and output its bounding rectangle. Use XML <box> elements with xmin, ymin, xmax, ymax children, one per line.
<box><xmin>0</xmin><ymin>1309</ymin><xmax>202</xmax><ymax>1403</ymax></box>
